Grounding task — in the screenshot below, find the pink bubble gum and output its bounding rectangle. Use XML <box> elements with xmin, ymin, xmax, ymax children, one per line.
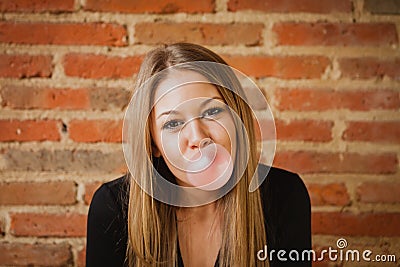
<box><xmin>186</xmin><ymin>143</ymin><xmax>233</xmax><ymax>191</ymax></box>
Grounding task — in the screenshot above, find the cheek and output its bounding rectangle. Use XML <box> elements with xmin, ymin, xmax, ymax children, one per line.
<box><xmin>158</xmin><ymin>134</ymin><xmax>189</xmax><ymax>182</ymax></box>
<box><xmin>205</xmin><ymin>119</ymin><xmax>236</xmax><ymax>154</ymax></box>
<box><xmin>158</xmin><ymin>132</ymin><xmax>183</xmax><ymax>164</ymax></box>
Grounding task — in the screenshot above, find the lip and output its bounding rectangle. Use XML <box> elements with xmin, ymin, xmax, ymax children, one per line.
<box><xmin>185</xmin><ymin>143</ymin><xmax>234</xmax><ymax>190</ymax></box>
<box><xmin>186</xmin><ymin>138</ymin><xmax>214</xmax><ymax>159</ymax></box>
<box><xmin>184</xmin><ymin>143</ymin><xmax>220</xmax><ymax>173</ymax></box>
<box><xmin>187</xmin><ymin>149</ymin><xmax>202</xmax><ymax>161</ymax></box>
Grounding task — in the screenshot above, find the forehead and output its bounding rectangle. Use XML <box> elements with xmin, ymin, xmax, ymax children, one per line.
<box><xmin>153</xmin><ymin>70</ymin><xmax>222</xmax><ymax>109</ymax></box>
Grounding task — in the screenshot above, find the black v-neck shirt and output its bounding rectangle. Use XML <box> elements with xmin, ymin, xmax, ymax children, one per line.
<box><xmin>86</xmin><ymin>164</ymin><xmax>311</xmax><ymax>267</ymax></box>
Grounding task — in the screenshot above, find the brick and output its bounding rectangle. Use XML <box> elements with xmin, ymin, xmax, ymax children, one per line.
<box><xmin>69</xmin><ymin>119</ymin><xmax>123</xmax><ymax>143</ymax></box>
<box><xmin>343</xmin><ymin>121</ymin><xmax>400</xmax><ymax>143</ymax></box>
<box><xmin>224</xmin><ymin>55</ymin><xmax>330</xmax><ymax>79</ymax></box>
<box><xmin>273</xmin><ymin>22</ymin><xmax>398</xmax><ymax>46</ymax></box>
<box><xmin>84</xmin><ymin>182</ymin><xmax>102</xmax><ymax>204</ymax></box>
<box><xmin>274</xmin><ymin>88</ymin><xmax>400</xmax><ymax>111</ymax></box>
<box><xmin>0</xmin><ymin>85</ymin><xmax>131</xmax><ymax>110</ymax></box>
<box><xmin>0</xmin><ymin>119</ymin><xmax>60</xmax><ymax>142</ymax></box>
<box><xmin>364</xmin><ymin>0</ymin><xmax>400</xmax><ymax>15</ymax></box>
<box><xmin>308</xmin><ymin>183</ymin><xmax>350</xmax><ymax>206</ymax></box>
<box><xmin>246</xmin><ymin>85</ymin><xmax>270</xmax><ymax>110</ymax></box>
<box><xmin>1</xmin><ymin>148</ymin><xmax>126</xmax><ymax>173</ymax></box>
<box><xmin>77</xmin><ymin>246</ymin><xmax>86</xmax><ymax>267</ymax></box>
<box><xmin>227</xmin><ymin>0</ymin><xmax>351</xmax><ymax>13</ymax></box>
<box><xmin>0</xmin><ymin>242</ymin><xmax>72</xmax><ymax>266</ymax></box>
<box><xmin>10</xmin><ymin>213</ymin><xmax>86</xmax><ymax>237</ymax></box>
<box><xmin>0</xmin><ymin>0</ymin><xmax>74</xmax><ymax>12</ymax></box>
<box><xmin>84</xmin><ymin>0</ymin><xmax>215</xmax><ymax>13</ymax></box>
<box><xmin>0</xmin><ymin>181</ymin><xmax>76</xmax><ymax>205</ymax></box>
<box><xmin>312</xmin><ymin>212</ymin><xmax>400</xmax><ymax>236</ymax></box>
<box><xmin>0</xmin><ymin>217</ymin><xmax>4</xmax><ymax>236</ymax></box>
<box><xmin>273</xmin><ymin>151</ymin><xmax>398</xmax><ymax>174</ymax></box>
<box><xmin>275</xmin><ymin>119</ymin><xmax>333</xmax><ymax>142</ymax></box>
<box><xmin>0</xmin><ymin>22</ymin><xmax>127</xmax><ymax>46</ymax></box>
<box><xmin>135</xmin><ymin>22</ymin><xmax>263</xmax><ymax>46</ymax></box>
<box><xmin>1</xmin><ymin>86</ymin><xmax>89</xmax><ymax>110</ymax></box>
<box><xmin>0</xmin><ymin>54</ymin><xmax>52</xmax><ymax>78</ymax></box>
<box><xmin>357</xmin><ymin>182</ymin><xmax>400</xmax><ymax>203</ymax></box>
<box><xmin>339</xmin><ymin>58</ymin><xmax>400</xmax><ymax>80</ymax></box>
<box><xmin>63</xmin><ymin>53</ymin><xmax>143</xmax><ymax>79</ymax></box>
<box><xmin>254</xmin><ymin>118</ymin><xmax>275</xmax><ymax>141</ymax></box>
<box><xmin>87</xmin><ymin>87</ymin><xmax>131</xmax><ymax>110</ymax></box>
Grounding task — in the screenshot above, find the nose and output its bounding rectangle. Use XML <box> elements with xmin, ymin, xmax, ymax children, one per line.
<box><xmin>181</xmin><ymin>118</ymin><xmax>210</xmax><ymax>149</ymax></box>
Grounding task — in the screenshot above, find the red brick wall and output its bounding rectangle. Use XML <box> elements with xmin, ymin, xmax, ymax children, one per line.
<box><xmin>0</xmin><ymin>0</ymin><xmax>399</xmax><ymax>266</ymax></box>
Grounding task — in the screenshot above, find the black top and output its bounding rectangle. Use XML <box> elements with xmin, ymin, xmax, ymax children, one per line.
<box><xmin>86</xmin><ymin>164</ymin><xmax>311</xmax><ymax>267</ymax></box>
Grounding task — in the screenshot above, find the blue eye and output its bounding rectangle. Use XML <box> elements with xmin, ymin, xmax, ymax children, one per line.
<box><xmin>202</xmin><ymin>107</ymin><xmax>224</xmax><ymax>118</ymax></box>
<box><xmin>162</xmin><ymin>120</ymin><xmax>184</xmax><ymax>131</ymax></box>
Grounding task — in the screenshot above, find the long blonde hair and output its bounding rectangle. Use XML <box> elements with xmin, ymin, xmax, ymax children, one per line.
<box><xmin>125</xmin><ymin>43</ymin><xmax>268</xmax><ymax>266</ymax></box>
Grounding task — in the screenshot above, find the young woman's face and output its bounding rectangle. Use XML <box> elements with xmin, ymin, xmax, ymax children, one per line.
<box><xmin>150</xmin><ymin>70</ymin><xmax>237</xmax><ymax>187</ymax></box>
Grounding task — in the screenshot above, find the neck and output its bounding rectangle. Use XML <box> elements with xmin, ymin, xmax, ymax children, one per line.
<box><xmin>175</xmin><ymin>177</ymin><xmax>221</xmax><ymax>207</ymax></box>
<box><xmin>176</xmin><ymin>201</ymin><xmax>220</xmax><ymax>222</ymax></box>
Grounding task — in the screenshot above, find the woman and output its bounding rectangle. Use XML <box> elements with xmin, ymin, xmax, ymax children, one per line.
<box><xmin>86</xmin><ymin>43</ymin><xmax>311</xmax><ymax>267</ymax></box>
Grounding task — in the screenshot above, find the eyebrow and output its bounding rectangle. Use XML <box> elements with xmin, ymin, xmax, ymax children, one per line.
<box><xmin>156</xmin><ymin>96</ymin><xmax>224</xmax><ymax>119</ymax></box>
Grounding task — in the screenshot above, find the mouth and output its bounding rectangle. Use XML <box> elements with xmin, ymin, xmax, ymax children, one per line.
<box><xmin>185</xmin><ymin>143</ymin><xmax>217</xmax><ymax>173</ymax></box>
<box><xmin>184</xmin><ymin>143</ymin><xmax>233</xmax><ymax>191</ymax></box>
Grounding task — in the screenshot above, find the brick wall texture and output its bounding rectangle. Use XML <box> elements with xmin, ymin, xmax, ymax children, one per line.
<box><xmin>0</xmin><ymin>0</ymin><xmax>399</xmax><ymax>266</ymax></box>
